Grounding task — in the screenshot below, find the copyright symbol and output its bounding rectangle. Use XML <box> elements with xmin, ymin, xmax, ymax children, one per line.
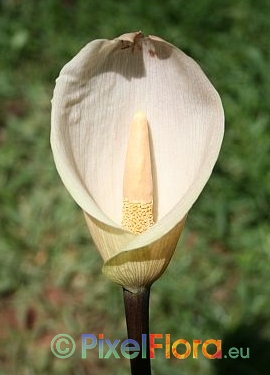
<box><xmin>51</xmin><ymin>334</ymin><xmax>76</xmax><ymax>359</ymax></box>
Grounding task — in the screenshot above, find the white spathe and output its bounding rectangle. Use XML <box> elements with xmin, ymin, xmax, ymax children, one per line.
<box><xmin>51</xmin><ymin>32</ymin><xmax>224</xmax><ymax>292</ymax></box>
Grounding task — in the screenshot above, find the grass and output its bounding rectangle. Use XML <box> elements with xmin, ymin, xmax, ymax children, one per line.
<box><xmin>1</xmin><ymin>0</ymin><xmax>270</xmax><ymax>374</ymax></box>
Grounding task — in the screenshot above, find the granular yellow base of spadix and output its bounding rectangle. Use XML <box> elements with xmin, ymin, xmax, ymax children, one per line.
<box><xmin>122</xmin><ymin>200</ymin><xmax>154</xmax><ymax>234</ymax></box>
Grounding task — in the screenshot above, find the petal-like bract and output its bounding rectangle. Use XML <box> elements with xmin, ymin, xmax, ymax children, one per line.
<box><xmin>51</xmin><ymin>32</ymin><xmax>224</xmax><ymax>292</ymax></box>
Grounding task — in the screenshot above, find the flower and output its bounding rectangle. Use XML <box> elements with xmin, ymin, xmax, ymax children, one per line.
<box><xmin>51</xmin><ymin>31</ymin><xmax>224</xmax><ymax>293</ymax></box>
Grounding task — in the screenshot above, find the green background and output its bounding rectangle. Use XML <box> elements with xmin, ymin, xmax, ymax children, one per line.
<box><xmin>1</xmin><ymin>0</ymin><xmax>270</xmax><ymax>374</ymax></box>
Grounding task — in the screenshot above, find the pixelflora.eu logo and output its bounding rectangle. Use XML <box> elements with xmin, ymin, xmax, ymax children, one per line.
<box><xmin>50</xmin><ymin>333</ymin><xmax>250</xmax><ymax>360</ymax></box>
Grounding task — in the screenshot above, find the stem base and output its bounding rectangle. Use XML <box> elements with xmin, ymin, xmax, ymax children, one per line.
<box><xmin>123</xmin><ymin>286</ymin><xmax>151</xmax><ymax>375</ymax></box>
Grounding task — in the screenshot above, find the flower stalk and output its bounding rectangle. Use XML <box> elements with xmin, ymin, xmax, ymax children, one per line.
<box><xmin>123</xmin><ymin>286</ymin><xmax>151</xmax><ymax>375</ymax></box>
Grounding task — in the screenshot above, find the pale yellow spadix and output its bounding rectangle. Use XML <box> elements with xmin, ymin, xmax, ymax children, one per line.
<box><xmin>122</xmin><ymin>111</ymin><xmax>154</xmax><ymax>234</ymax></box>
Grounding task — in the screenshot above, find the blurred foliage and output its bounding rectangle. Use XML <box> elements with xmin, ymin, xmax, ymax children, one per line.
<box><xmin>0</xmin><ymin>0</ymin><xmax>270</xmax><ymax>374</ymax></box>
